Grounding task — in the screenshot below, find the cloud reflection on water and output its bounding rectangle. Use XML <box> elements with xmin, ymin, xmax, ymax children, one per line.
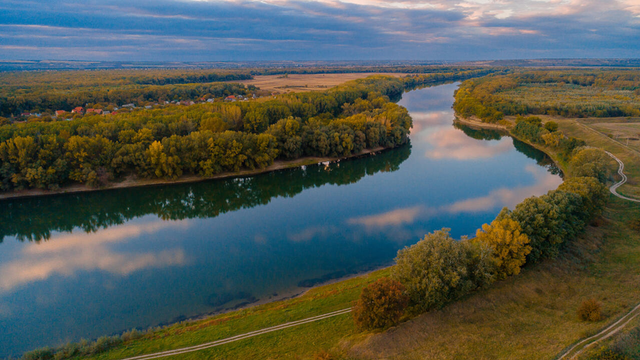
<box><xmin>425</xmin><ymin>127</ymin><xmax>513</xmax><ymax>160</ymax></box>
<box><xmin>0</xmin><ymin>221</ymin><xmax>188</xmax><ymax>294</ymax></box>
<box><xmin>347</xmin><ymin>165</ymin><xmax>562</xmax><ymax>229</ymax></box>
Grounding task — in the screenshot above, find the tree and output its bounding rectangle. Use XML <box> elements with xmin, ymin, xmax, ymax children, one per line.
<box><xmin>460</xmin><ymin>239</ymin><xmax>496</xmax><ymax>289</ymax></box>
<box><xmin>391</xmin><ymin>229</ymin><xmax>474</xmax><ymax>312</ymax></box>
<box><xmin>474</xmin><ymin>215</ymin><xmax>531</xmax><ymax>279</ymax></box>
<box><xmin>352</xmin><ymin>277</ymin><xmax>409</xmax><ymax>330</ymax></box>
<box><xmin>508</xmin><ymin>197</ymin><xmax>563</xmax><ymax>263</ymax></box>
<box><xmin>571</xmin><ymin>147</ymin><xmax>610</xmax><ymax>183</ymax></box>
<box><xmin>558</xmin><ymin>177</ymin><xmax>608</xmax><ymax>219</ymax></box>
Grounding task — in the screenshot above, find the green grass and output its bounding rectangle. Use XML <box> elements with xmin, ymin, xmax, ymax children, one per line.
<box><xmin>343</xmin><ymin>196</ymin><xmax>640</xmax><ymax>360</ymax></box>
<box><xmin>79</xmin><ymin>268</ymin><xmax>389</xmax><ymax>360</ymax></box>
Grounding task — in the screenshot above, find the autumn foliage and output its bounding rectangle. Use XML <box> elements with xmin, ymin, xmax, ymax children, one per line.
<box><xmin>352</xmin><ymin>277</ymin><xmax>409</xmax><ymax>330</ymax></box>
<box><xmin>578</xmin><ymin>299</ymin><xmax>603</xmax><ymax>322</ymax></box>
<box><xmin>474</xmin><ymin>216</ymin><xmax>531</xmax><ymax>279</ymax></box>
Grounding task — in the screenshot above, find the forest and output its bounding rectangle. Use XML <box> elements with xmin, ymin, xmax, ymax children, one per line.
<box><xmin>0</xmin><ymin>68</ymin><xmax>497</xmax><ymax>193</ymax></box>
<box><xmin>0</xmin><ymin>67</ymin><xmax>496</xmax><ymax>117</ymax></box>
<box><xmin>0</xmin><ymin>76</ymin><xmax>414</xmax><ymax>192</ymax></box>
<box><xmin>453</xmin><ymin>70</ymin><xmax>640</xmax><ymax>122</ymax></box>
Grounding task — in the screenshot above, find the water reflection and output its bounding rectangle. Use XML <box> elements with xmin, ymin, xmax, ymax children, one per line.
<box><xmin>347</xmin><ymin>165</ymin><xmax>562</xmax><ymax>229</ymax></box>
<box><xmin>0</xmin><ymin>145</ymin><xmax>411</xmax><ymax>243</ymax></box>
<box><xmin>0</xmin><ymin>221</ymin><xmax>187</xmax><ymax>293</ymax></box>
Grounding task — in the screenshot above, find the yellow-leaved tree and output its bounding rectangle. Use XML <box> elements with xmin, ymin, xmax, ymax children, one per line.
<box><xmin>475</xmin><ymin>216</ymin><xmax>531</xmax><ymax>279</ymax></box>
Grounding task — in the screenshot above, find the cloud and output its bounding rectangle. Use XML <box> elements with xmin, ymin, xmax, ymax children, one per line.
<box><xmin>0</xmin><ymin>0</ymin><xmax>638</xmax><ymax>60</ymax></box>
<box><xmin>0</xmin><ymin>221</ymin><xmax>188</xmax><ymax>293</ymax></box>
<box><xmin>425</xmin><ymin>127</ymin><xmax>513</xmax><ymax>160</ymax></box>
<box><xmin>347</xmin><ymin>165</ymin><xmax>562</xmax><ymax>228</ymax></box>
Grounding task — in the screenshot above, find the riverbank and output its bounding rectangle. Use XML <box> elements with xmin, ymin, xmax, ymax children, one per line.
<box><xmin>0</xmin><ymin>146</ymin><xmax>387</xmax><ymax>201</ymax></box>
<box><xmin>454</xmin><ymin>115</ymin><xmax>569</xmax><ymax>174</ymax></box>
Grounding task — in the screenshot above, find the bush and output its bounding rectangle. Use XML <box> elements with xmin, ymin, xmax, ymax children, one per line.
<box><xmin>611</xmin><ymin>327</ymin><xmax>640</xmax><ymax>358</ymax></box>
<box><xmin>589</xmin><ymin>348</ymin><xmax>630</xmax><ymax>360</ymax></box>
<box><xmin>544</xmin><ymin>121</ymin><xmax>559</xmax><ymax>132</ymax></box>
<box><xmin>578</xmin><ymin>299</ymin><xmax>602</xmax><ymax>321</ymax></box>
<box><xmin>22</xmin><ymin>348</ymin><xmax>54</xmax><ymax>360</ymax></box>
<box><xmin>352</xmin><ymin>277</ymin><xmax>409</xmax><ymax>330</ymax></box>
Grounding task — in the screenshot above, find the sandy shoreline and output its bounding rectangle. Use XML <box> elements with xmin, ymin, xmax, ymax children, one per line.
<box><xmin>0</xmin><ymin>146</ymin><xmax>390</xmax><ymax>201</ymax></box>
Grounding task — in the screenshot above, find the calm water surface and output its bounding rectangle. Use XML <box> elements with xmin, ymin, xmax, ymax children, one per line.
<box><xmin>0</xmin><ymin>83</ymin><xmax>562</xmax><ymax>356</ymax></box>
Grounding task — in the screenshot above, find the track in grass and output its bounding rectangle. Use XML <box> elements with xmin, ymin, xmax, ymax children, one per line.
<box><xmin>557</xmin><ymin>153</ymin><xmax>640</xmax><ymax>359</ymax></box>
<box><xmin>119</xmin><ymin>308</ymin><xmax>352</xmax><ymax>360</ymax></box>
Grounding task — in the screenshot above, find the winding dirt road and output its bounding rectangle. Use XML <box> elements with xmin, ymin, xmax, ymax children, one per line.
<box><xmin>557</xmin><ymin>152</ymin><xmax>640</xmax><ymax>359</ymax></box>
<box><xmin>605</xmin><ymin>151</ymin><xmax>640</xmax><ymax>203</ymax></box>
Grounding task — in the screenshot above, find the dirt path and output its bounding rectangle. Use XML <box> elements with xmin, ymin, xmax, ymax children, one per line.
<box><xmin>119</xmin><ymin>308</ymin><xmax>352</xmax><ymax>360</ymax></box>
<box><xmin>605</xmin><ymin>151</ymin><xmax>640</xmax><ymax>203</ymax></box>
<box><xmin>556</xmin><ymin>153</ymin><xmax>640</xmax><ymax>359</ymax></box>
<box><xmin>558</xmin><ymin>303</ymin><xmax>640</xmax><ymax>359</ymax></box>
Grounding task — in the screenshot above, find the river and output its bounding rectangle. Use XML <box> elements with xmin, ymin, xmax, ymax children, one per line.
<box><xmin>0</xmin><ymin>83</ymin><xmax>563</xmax><ymax>357</ymax></box>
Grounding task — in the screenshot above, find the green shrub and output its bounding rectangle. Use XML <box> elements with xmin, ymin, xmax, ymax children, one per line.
<box><xmin>22</xmin><ymin>348</ymin><xmax>54</xmax><ymax>360</ymax></box>
<box><xmin>352</xmin><ymin>277</ymin><xmax>409</xmax><ymax>330</ymax></box>
<box><xmin>544</xmin><ymin>121</ymin><xmax>559</xmax><ymax>132</ymax></box>
<box><xmin>588</xmin><ymin>348</ymin><xmax>630</xmax><ymax>360</ymax></box>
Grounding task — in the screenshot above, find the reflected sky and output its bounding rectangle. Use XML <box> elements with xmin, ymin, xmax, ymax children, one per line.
<box><xmin>0</xmin><ymin>82</ymin><xmax>562</xmax><ymax>357</ymax></box>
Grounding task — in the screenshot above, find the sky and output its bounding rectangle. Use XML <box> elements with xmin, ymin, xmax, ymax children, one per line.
<box><xmin>0</xmin><ymin>0</ymin><xmax>639</xmax><ymax>61</ymax></box>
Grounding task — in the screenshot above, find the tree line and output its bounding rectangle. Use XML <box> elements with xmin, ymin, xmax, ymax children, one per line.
<box><xmin>0</xmin><ymin>76</ymin><xmax>415</xmax><ymax>192</ymax></box>
<box><xmin>353</xmin><ymin>142</ymin><xmax>611</xmax><ymax>330</ymax></box>
<box><xmin>0</xmin><ymin>70</ymin><xmax>500</xmax><ymax>193</ymax></box>
<box><xmin>453</xmin><ymin>70</ymin><xmax>640</xmax><ymax>122</ymax></box>
<box><xmin>1</xmin><ymin>67</ymin><xmax>496</xmax><ymax>117</ymax></box>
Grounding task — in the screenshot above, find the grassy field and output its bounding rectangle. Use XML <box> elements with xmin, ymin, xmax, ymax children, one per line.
<box><xmin>546</xmin><ymin>115</ymin><xmax>640</xmax><ymax>198</ymax></box>
<box><xmin>235</xmin><ymin>73</ymin><xmax>407</xmax><ymax>94</ymax></box>
<box><xmin>344</xmin><ymin>196</ymin><xmax>640</xmax><ymax>360</ymax></box>
<box><xmin>79</xmin><ymin>269</ymin><xmax>389</xmax><ymax>360</ymax></box>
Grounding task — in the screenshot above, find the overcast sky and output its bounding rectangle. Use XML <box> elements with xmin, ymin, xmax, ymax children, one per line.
<box><xmin>0</xmin><ymin>0</ymin><xmax>639</xmax><ymax>61</ymax></box>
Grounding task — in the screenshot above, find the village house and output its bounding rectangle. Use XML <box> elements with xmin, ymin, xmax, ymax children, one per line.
<box><xmin>72</xmin><ymin>107</ymin><xmax>84</xmax><ymax>114</ymax></box>
<box><xmin>55</xmin><ymin>110</ymin><xmax>66</xmax><ymax>117</ymax></box>
<box><xmin>86</xmin><ymin>108</ymin><xmax>103</xmax><ymax>115</ymax></box>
